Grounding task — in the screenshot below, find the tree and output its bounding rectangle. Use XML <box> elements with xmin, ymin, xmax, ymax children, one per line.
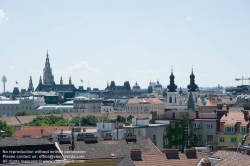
<box><xmin>25</xmin><ymin>115</ymin><xmax>69</xmax><ymax>126</ymax></box>
<box><xmin>163</xmin><ymin>112</ymin><xmax>202</xmax><ymax>152</ymax></box>
<box><xmin>162</xmin><ymin>89</ymin><xmax>167</xmax><ymax>97</ymax></box>
<box><xmin>0</xmin><ymin>120</ymin><xmax>15</xmax><ymax>137</ymax></box>
<box><xmin>44</xmin><ymin>109</ymin><xmax>60</xmax><ymax>114</ymax></box>
<box><xmin>14</xmin><ymin>110</ymin><xmax>38</xmax><ymax>116</ymax></box>
<box><xmin>82</xmin><ymin>115</ymin><xmax>100</xmax><ymax>126</ymax></box>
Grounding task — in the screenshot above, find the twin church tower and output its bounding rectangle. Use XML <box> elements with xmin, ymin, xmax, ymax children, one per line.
<box><xmin>166</xmin><ymin>68</ymin><xmax>199</xmax><ymax>111</ymax></box>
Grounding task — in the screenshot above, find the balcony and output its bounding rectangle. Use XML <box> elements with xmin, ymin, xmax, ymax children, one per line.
<box><xmin>125</xmin><ymin>133</ymin><xmax>137</xmax><ymax>143</ymax></box>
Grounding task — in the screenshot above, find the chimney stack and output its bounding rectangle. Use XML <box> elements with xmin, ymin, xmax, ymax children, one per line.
<box><xmin>130</xmin><ymin>149</ymin><xmax>142</xmax><ymax>161</ymax></box>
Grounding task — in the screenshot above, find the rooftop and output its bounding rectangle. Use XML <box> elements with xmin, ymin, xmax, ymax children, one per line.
<box><xmin>220</xmin><ymin>112</ymin><xmax>249</xmax><ymax>126</ymax></box>
<box><xmin>0</xmin><ymin>137</ymin><xmax>54</xmax><ymax>147</ymax></box>
<box><xmin>59</xmin><ymin>138</ymin><xmax>162</xmax><ymax>160</ymax></box>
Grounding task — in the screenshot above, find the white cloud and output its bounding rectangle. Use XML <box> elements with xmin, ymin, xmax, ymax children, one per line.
<box><xmin>186</xmin><ymin>16</ymin><xmax>191</xmax><ymax>21</ymax></box>
<box><xmin>0</xmin><ymin>9</ymin><xmax>9</xmax><ymax>24</ymax></box>
<box><xmin>68</xmin><ymin>61</ymin><xmax>102</xmax><ymax>73</ymax></box>
<box><xmin>148</xmin><ymin>31</ymin><xmax>152</xmax><ymax>34</ymax></box>
<box><xmin>135</xmin><ymin>69</ymin><xmax>162</xmax><ymax>74</ymax></box>
<box><xmin>7</xmin><ymin>65</ymin><xmax>15</xmax><ymax>71</ymax></box>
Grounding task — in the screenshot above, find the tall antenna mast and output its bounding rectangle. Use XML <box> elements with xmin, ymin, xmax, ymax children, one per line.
<box><xmin>1</xmin><ymin>75</ymin><xmax>7</xmax><ymax>93</ymax></box>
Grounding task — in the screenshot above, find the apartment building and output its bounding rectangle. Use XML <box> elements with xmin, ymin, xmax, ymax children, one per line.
<box><xmin>217</xmin><ymin>111</ymin><xmax>250</xmax><ymax>149</ymax></box>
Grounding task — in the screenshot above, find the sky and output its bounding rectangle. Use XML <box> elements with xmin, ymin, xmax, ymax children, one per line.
<box><xmin>0</xmin><ymin>1</ymin><xmax>250</xmax><ymax>92</ymax></box>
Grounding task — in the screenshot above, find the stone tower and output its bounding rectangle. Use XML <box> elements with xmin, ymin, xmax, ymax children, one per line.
<box><xmin>167</xmin><ymin>68</ymin><xmax>178</xmax><ymax>107</ymax></box>
<box><xmin>43</xmin><ymin>50</ymin><xmax>54</xmax><ymax>84</ymax></box>
<box><xmin>187</xmin><ymin>68</ymin><xmax>199</xmax><ymax>109</ymax></box>
<box><xmin>28</xmin><ymin>75</ymin><xmax>34</xmax><ymax>91</ymax></box>
<box><xmin>60</xmin><ymin>76</ymin><xmax>63</xmax><ymax>84</ymax></box>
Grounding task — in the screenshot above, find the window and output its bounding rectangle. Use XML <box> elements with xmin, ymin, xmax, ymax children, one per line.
<box><xmin>207</xmin><ymin>135</ymin><xmax>213</xmax><ymax>140</ymax></box>
<box><xmin>198</xmin><ymin>134</ymin><xmax>202</xmax><ymax>139</ymax></box>
<box><xmin>207</xmin><ymin>124</ymin><xmax>213</xmax><ymax>129</ymax></box>
<box><xmin>225</xmin><ymin>127</ymin><xmax>234</xmax><ymax>133</ymax></box>
<box><xmin>241</xmin><ymin>127</ymin><xmax>246</xmax><ymax>133</ymax></box>
<box><xmin>231</xmin><ymin>138</ymin><xmax>236</xmax><ymax>143</ymax></box>
<box><xmin>195</xmin><ymin>123</ymin><xmax>201</xmax><ymax>128</ymax></box>
<box><xmin>220</xmin><ymin>137</ymin><xmax>225</xmax><ymax>143</ymax></box>
<box><xmin>169</xmin><ymin>97</ymin><xmax>172</xmax><ymax>103</ymax></box>
<box><xmin>153</xmin><ymin>135</ymin><xmax>156</xmax><ymax>141</ymax></box>
<box><xmin>194</xmin><ymin>134</ymin><xmax>197</xmax><ymax>139</ymax></box>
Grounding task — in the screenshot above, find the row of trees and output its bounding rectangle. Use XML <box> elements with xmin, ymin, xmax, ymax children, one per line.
<box><xmin>25</xmin><ymin>114</ymin><xmax>134</xmax><ymax>127</ymax></box>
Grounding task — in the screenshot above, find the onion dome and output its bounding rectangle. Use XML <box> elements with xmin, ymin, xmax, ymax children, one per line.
<box><xmin>187</xmin><ymin>68</ymin><xmax>198</xmax><ymax>92</ymax></box>
<box><xmin>154</xmin><ymin>80</ymin><xmax>162</xmax><ymax>88</ymax></box>
<box><xmin>167</xmin><ymin>69</ymin><xmax>177</xmax><ymax>92</ymax></box>
<box><xmin>133</xmin><ymin>81</ymin><xmax>141</xmax><ymax>90</ymax></box>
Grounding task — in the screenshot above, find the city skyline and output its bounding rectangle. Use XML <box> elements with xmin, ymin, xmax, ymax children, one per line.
<box><xmin>1</xmin><ymin>1</ymin><xmax>250</xmax><ymax>91</ymax></box>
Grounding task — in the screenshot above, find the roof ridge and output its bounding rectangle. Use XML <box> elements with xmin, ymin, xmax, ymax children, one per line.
<box><xmin>146</xmin><ymin>138</ymin><xmax>162</xmax><ymax>154</ymax></box>
<box><xmin>15</xmin><ymin>116</ymin><xmax>22</xmax><ymax>125</ymax></box>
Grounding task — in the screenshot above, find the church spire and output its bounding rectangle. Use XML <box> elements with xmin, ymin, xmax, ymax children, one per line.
<box><xmin>187</xmin><ymin>92</ymin><xmax>195</xmax><ymax>110</ymax></box>
<box><xmin>60</xmin><ymin>76</ymin><xmax>63</xmax><ymax>84</ymax></box>
<box><xmin>28</xmin><ymin>75</ymin><xmax>34</xmax><ymax>92</ymax></box>
<box><xmin>179</xmin><ymin>87</ymin><xmax>182</xmax><ymax>96</ymax></box>
<box><xmin>39</xmin><ymin>75</ymin><xmax>42</xmax><ymax>84</ymax></box>
<box><xmin>43</xmin><ymin>50</ymin><xmax>54</xmax><ymax>84</ymax></box>
<box><xmin>69</xmin><ymin>76</ymin><xmax>72</xmax><ymax>84</ymax></box>
<box><xmin>187</xmin><ymin>67</ymin><xmax>198</xmax><ymax>92</ymax></box>
<box><xmin>167</xmin><ymin>68</ymin><xmax>177</xmax><ymax>92</ymax></box>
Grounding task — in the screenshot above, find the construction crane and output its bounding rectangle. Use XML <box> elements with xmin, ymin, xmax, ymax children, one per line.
<box><xmin>235</xmin><ymin>76</ymin><xmax>250</xmax><ymax>85</ymax></box>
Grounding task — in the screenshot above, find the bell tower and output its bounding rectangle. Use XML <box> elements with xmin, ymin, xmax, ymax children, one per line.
<box><xmin>43</xmin><ymin>50</ymin><xmax>54</xmax><ymax>84</ymax></box>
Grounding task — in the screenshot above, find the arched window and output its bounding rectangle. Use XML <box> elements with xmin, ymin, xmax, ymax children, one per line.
<box><xmin>175</xmin><ymin>97</ymin><xmax>177</xmax><ymax>103</ymax></box>
<box><xmin>195</xmin><ymin>97</ymin><xmax>198</xmax><ymax>103</ymax></box>
<box><xmin>169</xmin><ymin>97</ymin><xmax>172</xmax><ymax>103</ymax></box>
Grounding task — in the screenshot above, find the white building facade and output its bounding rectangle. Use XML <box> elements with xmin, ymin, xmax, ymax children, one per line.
<box><xmin>0</xmin><ymin>96</ymin><xmax>45</xmax><ymax>117</ymax></box>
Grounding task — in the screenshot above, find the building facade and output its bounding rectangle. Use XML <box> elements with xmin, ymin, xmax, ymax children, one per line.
<box><xmin>0</xmin><ymin>96</ymin><xmax>45</xmax><ymax>117</ymax></box>
<box><xmin>217</xmin><ymin>111</ymin><xmax>250</xmax><ymax>148</ymax></box>
<box><xmin>73</xmin><ymin>96</ymin><xmax>103</xmax><ymax>113</ymax></box>
<box><xmin>126</xmin><ymin>97</ymin><xmax>165</xmax><ymax>115</ymax></box>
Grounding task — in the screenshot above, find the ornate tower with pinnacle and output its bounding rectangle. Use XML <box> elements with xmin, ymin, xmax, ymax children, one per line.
<box><xmin>43</xmin><ymin>50</ymin><xmax>54</xmax><ymax>84</ymax></box>
<box><xmin>187</xmin><ymin>67</ymin><xmax>199</xmax><ymax>110</ymax></box>
<box><xmin>28</xmin><ymin>75</ymin><xmax>34</xmax><ymax>91</ymax></box>
<box><xmin>60</xmin><ymin>76</ymin><xmax>63</xmax><ymax>84</ymax></box>
<box><xmin>167</xmin><ymin>68</ymin><xmax>177</xmax><ymax>92</ymax></box>
<box><xmin>69</xmin><ymin>76</ymin><xmax>72</xmax><ymax>84</ymax></box>
<box><xmin>187</xmin><ymin>67</ymin><xmax>198</xmax><ymax>92</ymax></box>
<box><xmin>166</xmin><ymin>67</ymin><xmax>178</xmax><ymax>108</ymax></box>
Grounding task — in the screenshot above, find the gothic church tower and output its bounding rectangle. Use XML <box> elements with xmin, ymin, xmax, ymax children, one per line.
<box><xmin>43</xmin><ymin>50</ymin><xmax>54</xmax><ymax>84</ymax></box>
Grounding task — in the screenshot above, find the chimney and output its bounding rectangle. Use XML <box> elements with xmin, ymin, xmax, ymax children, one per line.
<box><xmin>196</xmin><ymin>111</ymin><xmax>199</xmax><ymax>119</ymax></box>
<box><xmin>185</xmin><ymin>149</ymin><xmax>197</xmax><ymax>158</ymax></box>
<box><xmin>172</xmin><ymin>112</ymin><xmax>175</xmax><ymax>120</ymax></box>
<box><xmin>165</xmin><ymin>149</ymin><xmax>179</xmax><ymax>159</ymax></box>
<box><xmin>130</xmin><ymin>149</ymin><xmax>142</xmax><ymax>161</ymax></box>
<box><xmin>201</xmin><ymin>161</ymin><xmax>211</xmax><ymax>166</ymax></box>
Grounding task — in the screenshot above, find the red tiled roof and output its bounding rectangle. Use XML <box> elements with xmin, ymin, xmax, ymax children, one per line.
<box><xmin>70</xmin><ymin>113</ymin><xmax>150</xmax><ymax>119</ymax></box>
<box><xmin>127</xmin><ymin>98</ymin><xmax>164</xmax><ymax>104</ymax></box>
<box><xmin>14</xmin><ymin>126</ymin><xmax>96</xmax><ymax>138</ymax></box>
<box><xmin>133</xmin><ymin>153</ymin><xmax>210</xmax><ymax>166</ymax></box>
<box><xmin>206</xmin><ymin>100</ymin><xmax>217</xmax><ymax>106</ymax></box>
<box><xmin>197</xmin><ymin>100</ymin><xmax>204</xmax><ymax>107</ymax></box>
<box><xmin>220</xmin><ymin>112</ymin><xmax>249</xmax><ymax>126</ymax></box>
<box><xmin>243</xmin><ymin>135</ymin><xmax>250</xmax><ymax>146</ymax></box>
<box><xmin>0</xmin><ymin>116</ymin><xmax>21</xmax><ymax>126</ymax></box>
<box><xmin>16</xmin><ymin>115</ymin><xmax>37</xmax><ymax>124</ymax></box>
<box><xmin>211</xmin><ymin>150</ymin><xmax>250</xmax><ymax>166</ymax></box>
